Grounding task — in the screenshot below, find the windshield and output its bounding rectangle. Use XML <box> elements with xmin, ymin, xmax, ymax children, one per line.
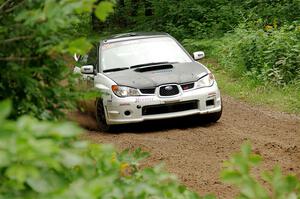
<box><xmin>100</xmin><ymin>36</ymin><xmax>192</xmax><ymax>71</ymax></box>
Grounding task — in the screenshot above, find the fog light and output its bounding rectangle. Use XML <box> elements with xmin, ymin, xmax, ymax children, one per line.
<box><xmin>124</xmin><ymin>110</ymin><xmax>131</xmax><ymax>116</ymax></box>
<box><xmin>206</xmin><ymin>99</ymin><xmax>215</xmax><ymax>106</ymax></box>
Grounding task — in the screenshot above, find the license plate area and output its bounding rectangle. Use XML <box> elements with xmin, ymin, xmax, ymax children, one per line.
<box><xmin>142</xmin><ymin>100</ymin><xmax>199</xmax><ymax>116</ymax></box>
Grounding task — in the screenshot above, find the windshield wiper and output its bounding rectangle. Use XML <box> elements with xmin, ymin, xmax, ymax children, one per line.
<box><xmin>103</xmin><ymin>67</ymin><xmax>129</xmax><ymax>73</ymax></box>
<box><xmin>130</xmin><ymin>61</ymin><xmax>177</xmax><ymax>69</ymax></box>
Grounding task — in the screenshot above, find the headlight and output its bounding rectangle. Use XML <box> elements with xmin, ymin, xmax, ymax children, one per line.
<box><xmin>111</xmin><ymin>85</ymin><xmax>140</xmax><ymax>97</ymax></box>
<box><xmin>195</xmin><ymin>73</ymin><xmax>215</xmax><ymax>88</ymax></box>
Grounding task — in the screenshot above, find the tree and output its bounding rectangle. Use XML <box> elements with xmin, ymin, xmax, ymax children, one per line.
<box><xmin>0</xmin><ymin>0</ymin><xmax>113</xmax><ymax>119</ymax></box>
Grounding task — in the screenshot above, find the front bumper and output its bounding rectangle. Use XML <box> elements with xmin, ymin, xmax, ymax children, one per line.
<box><xmin>103</xmin><ymin>83</ymin><xmax>222</xmax><ymax>125</ymax></box>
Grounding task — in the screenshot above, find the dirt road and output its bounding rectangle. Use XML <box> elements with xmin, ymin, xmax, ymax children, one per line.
<box><xmin>72</xmin><ymin>95</ymin><xmax>300</xmax><ymax>198</ymax></box>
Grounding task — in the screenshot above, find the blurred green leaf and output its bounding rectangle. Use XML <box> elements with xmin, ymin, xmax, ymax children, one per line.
<box><xmin>221</xmin><ymin>170</ymin><xmax>242</xmax><ymax>184</ymax></box>
<box><xmin>249</xmin><ymin>154</ymin><xmax>262</xmax><ymax>165</ymax></box>
<box><xmin>241</xmin><ymin>143</ymin><xmax>251</xmax><ymax>157</ymax></box>
<box><xmin>0</xmin><ymin>151</ymin><xmax>10</xmax><ymax>167</ymax></box>
<box><xmin>202</xmin><ymin>194</ymin><xmax>217</xmax><ymax>199</ymax></box>
<box><xmin>222</xmin><ymin>143</ymin><xmax>300</xmax><ymax>199</ymax></box>
<box><xmin>27</xmin><ymin>172</ymin><xmax>65</xmax><ymax>193</ymax></box>
<box><xmin>0</xmin><ymin>100</ymin><xmax>11</xmax><ymax>121</ymax></box>
<box><xmin>67</xmin><ymin>37</ymin><xmax>93</xmax><ymax>55</ymax></box>
<box><xmin>95</xmin><ymin>1</ymin><xmax>114</xmax><ymax>21</ymax></box>
<box><xmin>0</xmin><ymin>100</ymin><xmax>200</xmax><ymax>198</ymax></box>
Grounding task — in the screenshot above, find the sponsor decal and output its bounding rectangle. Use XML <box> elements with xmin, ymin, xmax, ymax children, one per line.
<box><xmin>163</xmin><ymin>99</ymin><xmax>180</xmax><ymax>104</ymax></box>
<box><xmin>120</xmin><ymin>103</ymin><xmax>130</xmax><ymax>106</ymax></box>
<box><xmin>107</xmin><ymin>99</ymin><xmax>113</xmax><ymax>105</ymax></box>
<box><xmin>135</xmin><ymin>97</ymin><xmax>156</xmax><ymax>103</ymax></box>
<box><xmin>102</xmin><ymin>44</ymin><xmax>113</xmax><ymax>49</ymax></box>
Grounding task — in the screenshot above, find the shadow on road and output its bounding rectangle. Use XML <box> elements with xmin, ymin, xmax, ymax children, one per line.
<box><xmin>115</xmin><ymin>115</ymin><xmax>218</xmax><ymax>133</ymax></box>
<box><xmin>69</xmin><ymin>111</ymin><xmax>219</xmax><ymax>134</ymax></box>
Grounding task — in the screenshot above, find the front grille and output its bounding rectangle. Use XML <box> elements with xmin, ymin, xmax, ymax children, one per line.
<box><xmin>140</xmin><ymin>88</ymin><xmax>156</xmax><ymax>94</ymax></box>
<box><xmin>181</xmin><ymin>83</ymin><xmax>194</xmax><ymax>90</ymax></box>
<box><xmin>142</xmin><ymin>100</ymin><xmax>198</xmax><ymax>116</ymax></box>
<box><xmin>159</xmin><ymin>85</ymin><xmax>179</xmax><ymax>96</ymax></box>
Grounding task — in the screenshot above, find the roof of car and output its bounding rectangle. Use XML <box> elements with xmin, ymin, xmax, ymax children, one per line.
<box><xmin>102</xmin><ymin>32</ymin><xmax>170</xmax><ymax>44</ymax></box>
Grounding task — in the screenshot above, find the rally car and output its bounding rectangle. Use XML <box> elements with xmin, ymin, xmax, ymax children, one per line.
<box><xmin>75</xmin><ymin>32</ymin><xmax>222</xmax><ymax>131</ymax></box>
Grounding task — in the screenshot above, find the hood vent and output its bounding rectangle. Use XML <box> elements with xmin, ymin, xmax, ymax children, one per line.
<box><xmin>134</xmin><ymin>64</ymin><xmax>173</xmax><ymax>72</ymax></box>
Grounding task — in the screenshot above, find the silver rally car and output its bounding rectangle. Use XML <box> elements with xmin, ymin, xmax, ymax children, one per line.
<box><xmin>75</xmin><ymin>32</ymin><xmax>222</xmax><ymax>131</ymax></box>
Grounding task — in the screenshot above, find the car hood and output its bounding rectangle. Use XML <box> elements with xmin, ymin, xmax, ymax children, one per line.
<box><xmin>104</xmin><ymin>62</ymin><xmax>208</xmax><ymax>89</ymax></box>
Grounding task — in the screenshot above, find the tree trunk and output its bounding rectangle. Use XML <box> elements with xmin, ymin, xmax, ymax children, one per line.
<box><xmin>119</xmin><ymin>0</ymin><xmax>125</xmax><ymax>7</ymax></box>
<box><xmin>144</xmin><ymin>0</ymin><xmax>153</xmax><ymax>16</ymax></box>
<box><xmin>116</xmin><ymin>0</ymin><xmax>127</xmax><ymax>27</ymax></box>
<box><xmin>130</xmin><ymin>0</ymin><xmax>139</xmax><ymax>16</ymax></box>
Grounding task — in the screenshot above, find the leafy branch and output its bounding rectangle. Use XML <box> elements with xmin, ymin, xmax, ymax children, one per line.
<box><xmin>221</xmin><ymin>143</ymin><xmax>300</xmax><ymax>199</ymax></box>
<box><xmin>0</xmin><ymin>35</ymin><xmax>33</xmax><ymax>44</ymax></box>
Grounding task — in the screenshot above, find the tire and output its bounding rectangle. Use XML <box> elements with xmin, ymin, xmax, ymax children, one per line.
<box><xmin>95</xmin><ymin>98</ymin><xmax>112</xmax><ymax>132</ymax></box>
<box><xmin>205</xmin><ymin>107</ymin><xmax>222</xmax><ymax>123</ymax></box>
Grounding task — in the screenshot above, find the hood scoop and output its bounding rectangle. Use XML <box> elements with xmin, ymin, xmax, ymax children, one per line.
<box><xmin>134</xmin><ymin>64</ymin><xmax>173</xmax><ymax>72</ymax></box>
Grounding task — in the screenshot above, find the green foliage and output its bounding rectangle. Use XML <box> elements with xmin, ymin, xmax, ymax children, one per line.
<box><xmin>95</xmin><ymin>1</ymin><xmax>115</xmax><ymax>22</ymax></box>
<box><xmin>0</xmin><ymin>100</ymin><xmax>199</xmax><ymax>198</ymax></box>
<box><xmin>0</xmin><ymin>0</ymin><xmax>113</xmax><ymax>120</ymax></box>
<box><xmin>106</xmin><ymin>0</ymin><xmax>299</xmax><ymax>40</ymax></box>
<box><xmin>240</xmin><ymin>0</ymin><xmax>300</xmax><ymax>26</ymax></box>
<box><xmin>221</xmin><ymin>143</ymin><xmax>300</xmax><ymax>199</ymax></box>
<box><xmin>203</xmin><ymin>60</ymin><xmax>300</xmax><ymax>114</ymax></box>
<box><xmin>184</xmin><ymin>24</ymin><xmax>300</xmax><ymax>87</ymax></box>
<box><xmin>108</xmin><ymin>0</ymin><xmax>243</xmax><ymax>40</ymax></box>
<box><xmin>219</xmin><ymin>25</ymin><xmax>300</xmax><ymax>86</ymax></box>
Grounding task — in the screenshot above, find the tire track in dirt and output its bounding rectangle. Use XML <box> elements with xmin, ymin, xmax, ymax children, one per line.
<box><xmin>71</xmin><ymin>95</ymin><xmax>300</xmax><ymax>199</ymax></box>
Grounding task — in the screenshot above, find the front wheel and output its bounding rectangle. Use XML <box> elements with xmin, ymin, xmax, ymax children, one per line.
<box><xmin>95</xmin><ymin>98</ymin><xmax>112</xmax><ymax>132</ymax></box>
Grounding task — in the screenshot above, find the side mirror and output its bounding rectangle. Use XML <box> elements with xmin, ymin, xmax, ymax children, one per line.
<box><xmin>81</xmin><ymin>65</ymin><xmax>94</xmax><ymax>74</ymax></box>
<box><xmin>193</xmin><ymin>51</ymin><xmax>205</xmax><ymax>60</ymax></box>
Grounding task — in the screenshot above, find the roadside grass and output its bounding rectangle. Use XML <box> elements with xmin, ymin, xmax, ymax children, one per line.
<box><xmin>202</xmin><ymin>58</ymin><xmax>300</xmax><ymax>115</ymax></box>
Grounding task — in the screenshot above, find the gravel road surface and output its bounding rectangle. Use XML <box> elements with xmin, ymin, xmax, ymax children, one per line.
<box><xmin>71</xmin><ymin>95</ymin><xmax>300</xmax><ymax>198</ymax></box>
